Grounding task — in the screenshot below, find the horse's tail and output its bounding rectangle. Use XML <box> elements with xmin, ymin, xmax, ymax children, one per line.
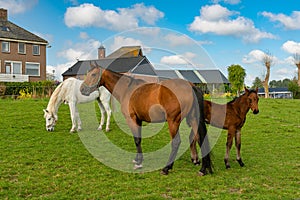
<box><xmin>191</xmin><ymin>85</ymin><xmax>213</xmax><ymax>174</ymax></box>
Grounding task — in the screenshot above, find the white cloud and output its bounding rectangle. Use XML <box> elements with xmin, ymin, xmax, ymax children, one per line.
<box><xmin>47</xmin><ymin>62</ymin><xmax>76</xmax><ymax>81</ymax></box>
<box><xmin>242</xmin><ymin>50</ymin><xmax>267</xmax><ymax>64</ymax></box>
<box><xmin>262</xmin><ymin>11</ymin><xmax>300</xmax><ymax>30</ymax></box>
<box><xmin>64</xmin><ymin>3</ymin><xmax>164</xmax><ymax>31</ymax></box>
<box><xmin>0</xmin><ymin>0</ymin><xmax>38</xmax><ymax>14</ymax></box>
<box><xmin>160</xmin><ymin>52</ymin><xmax>196</xmax><ymax>65</ymax></box>
<box><xmin>189</xmin><ymin>4</ymin><xmax>276</xmax><ymax>43</ymax></box>
<box><xmin>79</xmin><ymin>32</ymin><xmax>89</xmax><ymax>40</ymax></box>
<box><xmin>211</xmin><ymin>0</ymin><xmax>241</xmax><ymax>5</ymax></box>
<box><xmin>109</xmin><ymin>36</ymin><xmax>144</xmax><ymax>53</ymax></box>
<box><xmin>164</xmin><ymin>34</ymin><xmax>193</xmax><ymax>46</ymax></box>
<box><xmin>57</xmin><ymin>38</ymin><xmax>101</xmax><ymax>62</ymax></box>
<box><xmin>282</xmin><ymin>40</ymin><xmax>300</xmax><ymax>54</ymax></box>
<box><xmin>274</xmin><ymin>68</ymin><xmax>296</xmax><ymax>80</ymax></box>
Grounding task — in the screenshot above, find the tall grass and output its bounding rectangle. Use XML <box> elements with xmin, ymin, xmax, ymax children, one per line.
<box><xmin>0</xmin><ymin>98</ymin><xmax>299</xmax><ymax>199</ymax></box>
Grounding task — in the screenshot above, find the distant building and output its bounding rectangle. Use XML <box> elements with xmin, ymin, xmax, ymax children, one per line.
<box><xmin>62</xmin><ymin>45</ymin><xmax>230</xmax><ymax>90</ymax></box>
<box><xmin>0</xmin><ymin>8</ymin><xmax>48</xmax><ymax>82</ymax></box>
<box><xmin>258</xmin><ymin>87</ymin><xmax>293</xmax><ymax>99</ymax></box>
<box><xmin>156</xmin><ymin>69</ymin><xmax>230</xmax><ymax>91</ymax></box>
<box><xmin>62</xmin><ymin>46</ymin><xmax>158</xmax><ymax>82</ymax></box>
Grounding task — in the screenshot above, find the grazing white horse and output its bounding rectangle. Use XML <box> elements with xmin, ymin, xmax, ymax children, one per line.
<box><xmin>43</xmin><ymin>77</ymin><xmax>111</xmax><ymax>133</ymax></box>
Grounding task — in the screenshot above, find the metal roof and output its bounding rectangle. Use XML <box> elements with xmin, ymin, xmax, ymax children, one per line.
<box><xmin>62</xmin><ymin>56</ymin><xmax>157</xmax><ymax>76</ymax></box>
<box><xmin>179</xmin><ymin>70</ymin><xmax>203</xmax><ymax>84</ymax></box>
<box><xmin>197</xmin><ymin>70</ymin><xmax>230</xmax><ymax>84</ymax></box>
<box><xmin>155</xmin><ymin>69</ymin><xmax>229</xmax><ymax>84</ymax></box>
<box><xmin>155</xmin><ymin>70</ymin><xmax>180</xmax><ymax>79</ymax></box>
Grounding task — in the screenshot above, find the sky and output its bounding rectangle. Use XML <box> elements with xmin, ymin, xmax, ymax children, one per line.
<box><xmin>1</xmin><ymin>0</ymin><xmax>300</xmax><ymax>86</ymax></box>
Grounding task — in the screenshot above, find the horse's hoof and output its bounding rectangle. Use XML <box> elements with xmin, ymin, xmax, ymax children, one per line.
<box><xmin>237</xmin><ymin>159</ymin><xmax>245</xmax><ymax>167</ymax></box>
<box><xmin>198</xmin><ymin>171</ymin><xmax>206</xmax><ymax>176</ymax></box>
<box><xmin>105</xmin><ymin>128</ymin><xmax>110</xmax><ymax>132</ymax></box>
<box><xmin>160</xmin><ymin>169</ymin><xmax>169</xmax><ymax>175</ymax></box>
<box><xmin>226</xmin><ymin>165</ymin><xmax>231</xmax><ymax>169</ymax></box>
<box><xmin>70</xmin><ymin>130</ymin><xmax>76</xmax><ymax>133</ymax></box>
<box><xmin>133</xmin><ymin>164</ymin><xmax>142</xmax><ymax>170</ymax></box>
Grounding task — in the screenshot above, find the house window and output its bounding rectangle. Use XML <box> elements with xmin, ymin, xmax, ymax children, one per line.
<box><xmin>18</xmin><ymin>43</ymin><xmax>26</xmax><ymax>54</ymax></box>
<box><xmin>32</xmin><ymin>45</ymin><xmax>40</xmax><ymax>55</ymax></box>
<box><xmin>5</xmin><ymin>62</ymin><xmax>22</xmax><ymax>74</ymax></box>
<box><xmin>26</xmin><ymin>62</ymin><xmax>40</xmax><ymax>76</ymax></box>
<box><xmin>2</xmin><ymin>41</ymin><xmax>10</xmax><ymax>52</ymax></box>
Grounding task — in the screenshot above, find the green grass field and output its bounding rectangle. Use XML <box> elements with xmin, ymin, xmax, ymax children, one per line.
<box><xmin>0</xmin><ymin>98</ymin><xmax>299</xmax><ymax>199</ymax></box>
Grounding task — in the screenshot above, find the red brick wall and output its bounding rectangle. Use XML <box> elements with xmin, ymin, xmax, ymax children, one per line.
<box><xmin>0</xmin><ymin>40</ymin><xmax>47</xmax><ymax>82</ymax></box>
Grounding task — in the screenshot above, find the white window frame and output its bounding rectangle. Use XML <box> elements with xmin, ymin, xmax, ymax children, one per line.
<box><xmin>25</xmin><ymin>62</ymin><xmax>40</xmax><ymax>76</ymax></box>
<box><xmin>32</xmin><ymin>45</ymin><xmax>40</xmax><ymax>55</ymax></box>
<box><xmin>18</xmin><ymin>42</ymin><xmax>26</xmax><ymax>54</ymax></box>
<box><xmin>5</xmin><ymin>61</ymin><xmax>22</xmax><ymax>74</ymax></box>
<box><xmin>2</xmin><ymin>41</ymin><xmax>10</xmax><ymax>53</ymax></box>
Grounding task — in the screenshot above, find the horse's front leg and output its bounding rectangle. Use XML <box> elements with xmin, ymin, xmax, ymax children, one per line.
<box><xmin>68</xmin><ymin>103</ymin><xmax>77</xmax><ymax>133</ymax></box>
<box><xmin>127</xmin><ymin>117</ymin><xmax>143</xmax><ymax>169</ymax></box>
<box><xmin>235</xmin><ymin>129</ymin><xmax>244</xmax><ymax>167</ymax></box>
<box><xmin>104</xmin><ymin>103</ymin><xmax>112</xmax><ymax>132</ymax></box>
<box><xmin>161</xmin><ymin>120</ymin><xmax>181</xmax><ymax>175</ymax></box>
<box><xmin>96</xmin><ymin>100</ymin><xmax>105</xmax><ymax>131</ymax></box>
<box><xmin>224</xmin><ymin>128</ymin><xmax>235</xmax><ymax>169</ymax></box>
<box><xmin>74</xmin><ymin>106</ymin><xmax>82</xmax><ymax>131</ymax></box>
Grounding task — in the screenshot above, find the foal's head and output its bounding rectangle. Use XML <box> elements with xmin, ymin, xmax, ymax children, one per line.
<box><xmin>80</xmin><ymin>62</ymin><xmax>102</xmax><ymax>96</ymax></box>
<box><xmin>43</xmin><ymin>109</ymin><xmax>57</xmax><ymax>131</ymax></box>
<box><xmin>245</xmin><ymin>87</ymin><xmax>259</xmax><ymax>114</ymax></box>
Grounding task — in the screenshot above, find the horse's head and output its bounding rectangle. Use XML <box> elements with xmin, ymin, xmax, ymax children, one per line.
<box><xmin>80</xmin><ymin>62</ymin><xmax>102</xmax><ymax>96</ymax></box>
<box><xmin>43</xmin><ymin>109</ymin><xmax>57</xmax><ymax>131</ymax></box>
<box><xmin>245</xmin><ymin>87</ymin><xmax>259</xmax><ymax>114</ymax></box>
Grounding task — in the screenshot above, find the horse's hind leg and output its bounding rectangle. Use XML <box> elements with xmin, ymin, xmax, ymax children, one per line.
<box><xmin>161</xmin><ymin>121</ymin><xmax>181</xmax><ymax>175</ymax></box>
<box><xmin>235</xmin><ymin>129</ymin><xmax>244</xmax><ymax>167</ymax></box>
<box><xmin>189</xmin><ymin>125</ymin><xmax>200</xmax><ymax>165</ymax></box>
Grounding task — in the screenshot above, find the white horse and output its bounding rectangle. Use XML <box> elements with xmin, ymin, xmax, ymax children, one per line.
<box><xmin>43</xmin><ymin>77</ymin><xmax>111</xmax><ymax>133</ymax></box>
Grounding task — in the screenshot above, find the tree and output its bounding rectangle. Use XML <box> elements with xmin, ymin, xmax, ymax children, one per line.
<box><xmin>288</xmin><ymin>79</ymin><xmax>300</xmax><ymax>99</ymax></box>
<box><xmin>252</xmin><ymin>77</ymin><xmax>263</xmax><ymax>89</ymax></box>
<box><xmin>227</xmin><ymin>64</ymin><xmax>246</xmax><ymax>96</ymax></box>
<box><xmin>262</xmin><ymin>51</ymin><xmax>274</xmax><ymax>98</ymax></box>
<box><xmin>293</xmin><ymin>53</ymin><xmax>300</xmax><ymax>86</ymax></box>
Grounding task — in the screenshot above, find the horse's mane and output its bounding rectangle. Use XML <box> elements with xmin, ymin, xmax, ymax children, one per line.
<box><xmin>227</xmin><ymin>89</ymin><xmax>257</xmax><ymax>104</ymax></box>
<box><xmin>46</xmin><ymin>82</ymin><xmax>64</xmax><ymax>113</ymax></box>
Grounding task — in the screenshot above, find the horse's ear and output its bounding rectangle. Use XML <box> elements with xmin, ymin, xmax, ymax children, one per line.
<box><xmin>90</xmin><ymin>61</ymin><xmax>96</xmax><ymax>69</ymax></box>
<box><xmin>244</xmin><ymin>87</ymin><xmax>249</xmax><ymax>93</ymax></box>
<box><xmin>43</xmin><ymin>109</ymin><xmax>48</xmax><ymax>114</ymax></box>
<box><xmin>94</xmin><ymin>61</ymin><xmax>100</xmax><ymax>67</ymax></box>
<box><xmin>255</xmin><ymin>87</ymin><xmax>258</xmax><ymax>93</ymax></box>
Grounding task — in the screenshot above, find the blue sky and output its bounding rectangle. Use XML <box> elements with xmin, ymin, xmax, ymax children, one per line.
<box><xmin>1</xmin><ymin>0</ymin><xmax>300</xmax><ymax>86</ymax></box>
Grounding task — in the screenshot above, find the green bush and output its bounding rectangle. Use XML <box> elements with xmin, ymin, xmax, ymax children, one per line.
<box><xmin>0</xmin><ymin>80</ymin><xmax>59</xmax><ymax>98</ymax></box>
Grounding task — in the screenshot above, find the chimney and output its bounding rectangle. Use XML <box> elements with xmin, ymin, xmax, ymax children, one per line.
<box><xmin>98</xmin><ymin>45</ymin><xmax>105</xmax><ymax>59</ymax></box>
<box><xmin>0</xmin><ymin>8</ymin><xmax>8</xmax><ymax>21</ymax></box>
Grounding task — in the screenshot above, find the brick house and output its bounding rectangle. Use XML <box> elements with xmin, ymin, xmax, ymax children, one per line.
<box><xmin>0</xmin><ymin>8</ymin><xmax>48</xmax><ymax>82</ymax></box>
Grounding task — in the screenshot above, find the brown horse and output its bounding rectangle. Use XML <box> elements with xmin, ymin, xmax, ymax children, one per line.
<box><xmin>80</xmin><ymin>63</ymin><xmax>212</xmax><ymax>175</ymax></box>
<box><xmin>191</xmin><ymin>87</ymin><xmax>259</xmax><ymax>169</ymax></box>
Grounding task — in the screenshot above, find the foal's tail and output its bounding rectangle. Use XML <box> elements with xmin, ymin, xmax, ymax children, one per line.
<box><xmin>192</xmin><ymin>86</ymin><xmax>213</xmax><ymax>174</ymax></box>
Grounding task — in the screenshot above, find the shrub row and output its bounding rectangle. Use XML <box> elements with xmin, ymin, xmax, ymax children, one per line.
<box><xmin>0</xmin><ymin>81</ymin><xmax>60</xmax><ymax>98</ymax></box>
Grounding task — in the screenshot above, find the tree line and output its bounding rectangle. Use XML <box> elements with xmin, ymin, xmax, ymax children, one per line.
<box><xmin>227</xmin><ymin>62</ymin><xmax>300</xmax><ymax>99</ymax></box>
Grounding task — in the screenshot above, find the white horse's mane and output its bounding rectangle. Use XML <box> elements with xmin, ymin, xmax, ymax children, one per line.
<box><xmin>46</xmin><ymin>80</ymin><xmax>65</xmax><ymax>115</ymax></box>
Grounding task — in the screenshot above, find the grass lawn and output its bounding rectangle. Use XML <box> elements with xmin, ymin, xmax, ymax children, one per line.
<box><xmin>0</xmin><ymin>98</ymin><xmax>299</xmax><ymax>199</ymax></box>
